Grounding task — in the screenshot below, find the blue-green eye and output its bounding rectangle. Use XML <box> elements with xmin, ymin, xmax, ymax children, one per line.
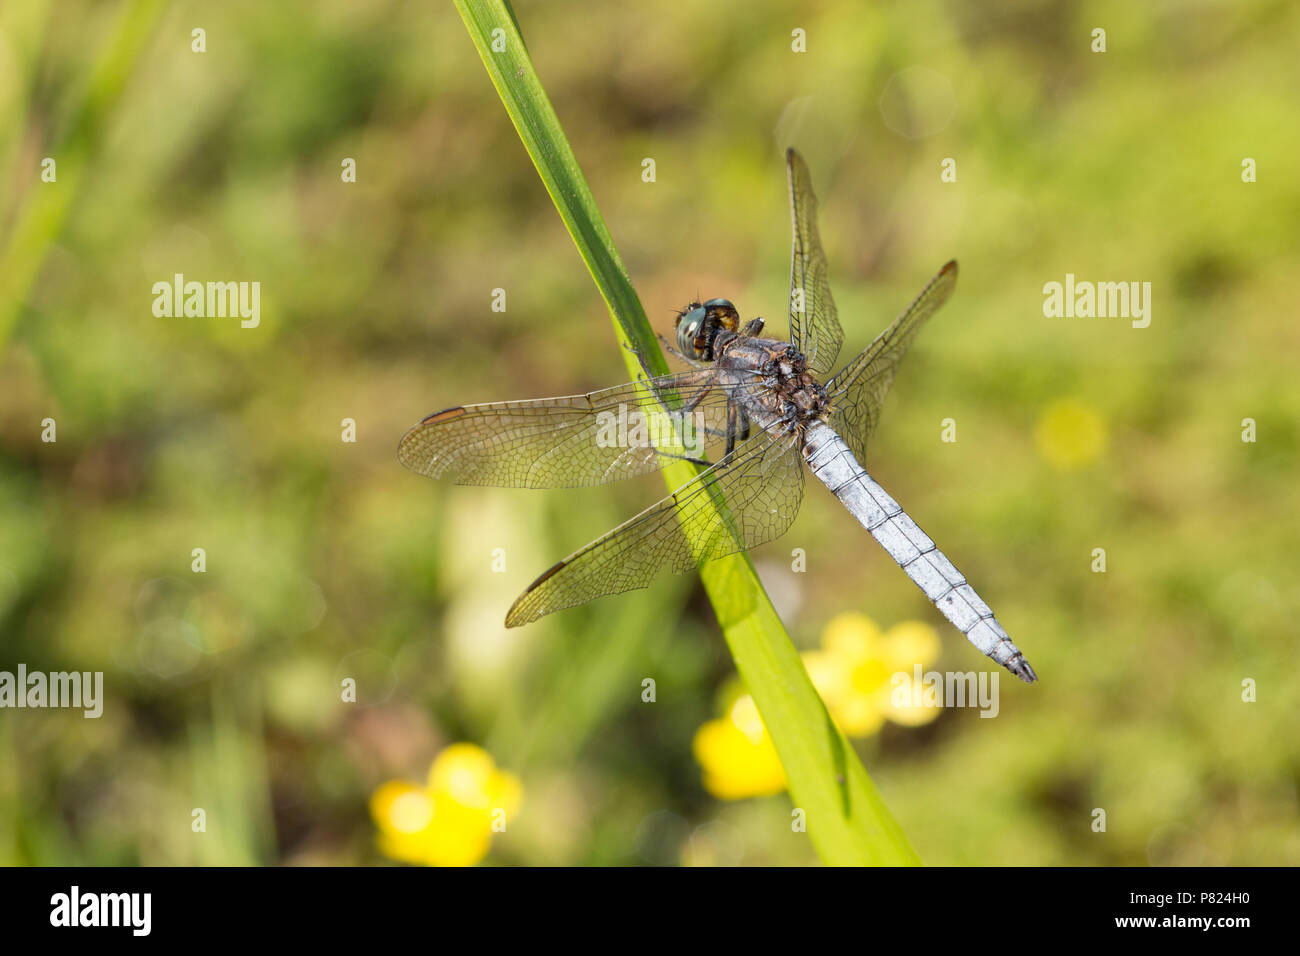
<box><xmin>675</xmin><ymin>305</ymin><xmax>708</xmax><ymax>357</ymax></box>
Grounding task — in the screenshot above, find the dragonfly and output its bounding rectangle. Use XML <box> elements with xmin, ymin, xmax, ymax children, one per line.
<box><xmin>399</xmin><ymin>148</ymin><xmax>1037</xmax><ymax>683</ymax></box>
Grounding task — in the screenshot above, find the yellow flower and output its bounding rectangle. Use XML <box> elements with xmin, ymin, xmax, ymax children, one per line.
<box><xmin>691</xmin><ymin>614</ymin><xmax>944</xmax><ymax>801</ymax></box>
<box><xmin>692</xmin><ymin>695</ymin><xmax>787</xmax><ymax>800</ymax></box>
<box><xmin>804</xmin><ymin>612</ymin><xmax>944</xmax><ymax>736</ymax></box>
<box><xmin>427</xmin><ymin>742</ymin><xmax>523</xmax><ymax>816</ymax></box>
<box><xmin>1035</xmin><ymin>398</ymin><xmax>1107</xmax><ymax>469</ymax></box>
<box><xmin>369</xmin><ymin>743</ymin><xmax>522</xmax><ymax>866</ymax></box>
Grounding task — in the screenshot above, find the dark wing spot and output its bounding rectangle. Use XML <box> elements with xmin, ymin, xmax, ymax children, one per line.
<box><xmin>504</xmin><ymin>560</ymin><xmax>568</xmax><ymax>628</ymax></box>
<box><xmin>420</xmin><ymin>406</ymin><xmax>467</xmax><ymax>425</ymax></box>
<box><xmin>397</xmin><ymin>406</ymin><xmax>469</xmax><ymax>464</ymax></box>
<box><xmin>525</xmin><ymin>560</ymin><xmax>566</xmax><ymax>591</ymax></box>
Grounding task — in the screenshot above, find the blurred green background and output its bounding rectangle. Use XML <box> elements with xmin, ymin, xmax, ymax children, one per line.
<box><xmin>1</xmin><ymin>0</ymin><xmax>1297</xmax><ymax>865</ymax></box>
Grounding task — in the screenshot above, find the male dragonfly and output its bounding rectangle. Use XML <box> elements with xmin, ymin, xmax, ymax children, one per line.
<box><xmin>399</xmin><ymin>149</ymin><xmax>1037</xmax><ymax>682</ymax></box>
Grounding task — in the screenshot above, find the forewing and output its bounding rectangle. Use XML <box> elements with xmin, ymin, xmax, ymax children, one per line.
<box><xmin>505</xmin><ymin>430</ymin><xmax>805</xmax><ymax>626</ymax></box>
<box><xmin>398</xmin><ymin>369</ymin><xmax>757</xmax><ymax>488</ymax></box>
<box><xmin>826</xmin><ymin>260</ymin><xmax>958</xmax><ymax>463</ymax></box>
<box><xmin>787</xmin><ymin>148</ymin><xmax>844</xmax><ymax>377</ymax></box>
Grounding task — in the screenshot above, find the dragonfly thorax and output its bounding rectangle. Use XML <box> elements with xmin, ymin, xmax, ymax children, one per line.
<box><xmin>764</xmin><ymin>343</ymin><xmax>832</xmax><ymax>428</ymax></box>
<box><xmin>715</xmin><ymin>335</ymin><xmax>832</xmax><ymax>432</ymax></box>
<box><xmin>675</xmin><ymin>298</ymin><xmax>739</xmax><ymax>361</ymax></box>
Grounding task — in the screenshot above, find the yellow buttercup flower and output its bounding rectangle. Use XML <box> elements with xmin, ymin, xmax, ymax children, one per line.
<box><xmin>692</xmin><ymin>695</ymin><xmax>787</xmax><ymax>800</ymax></box>
<box><xmin>885</xmin><ymin>670</ymin><xmax>946</xmax><ymax>727</ymax></box>
<box><xmin>1035</xmin><ymin>398</ymin><xmax>1107</xmax><ymax>469</ymax></box>
<box><xmin>427</xmin><ymin>742</ymin><xmax>524</xmax><ymax>815</ymax></box>
<box><xmin>690</xmin><ymin>611</ymin><xmax>946</xmax><ymax>800</ymax></box>
<box><xmin>822</xmin><ymin>610</ymin><xmax>885</xmax><ymax>662</ymax></box>
<box><xmin>803</xmin><ymin>612</ymin><xmax>944</xmax><ymax>736</ymax></box>
<box><xmin>691</xmin><ymin>613</ymin><xmax>944</xmax><ymax>800</ymax></box>
<box><xmin>370</xmin><ymin>743</ymin><xmax>522</xmax><ymax>866</ymax></box>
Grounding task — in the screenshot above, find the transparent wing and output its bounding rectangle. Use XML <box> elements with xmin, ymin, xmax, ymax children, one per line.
<box><xmin>398</xmin><ymin>369</ymin><xmax>765</xmax><ymax>488</ymax></box>
<box><xmin>787</xmin><ymin>148</ymin><xmax>844</xmax><ymax>377</ymax></box>
<box><xmin>506</xmin><ymin>429</ymin><xmax>805</xmax><ymax>626</ymax></box>
<box><xmin>826</xmin><ymin>260</ymin><xmax>958</xmax><ymax>463</ymax></box>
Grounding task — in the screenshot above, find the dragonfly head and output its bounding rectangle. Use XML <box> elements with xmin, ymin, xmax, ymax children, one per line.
<box><xmin>675</xmin><ymin>298</ymin><xmax>739</xmax><ymax>362</ymax></box>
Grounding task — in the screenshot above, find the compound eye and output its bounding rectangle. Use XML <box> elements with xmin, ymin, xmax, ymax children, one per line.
<box><xmin>675</xmin><ymin>306</ymin><xmax>708</xmax><ymax>357</ymax></box>
<box><xmin>703</xmin><ymin>299</ymin><xmax>739</xmax><ymax>332</ymax></box>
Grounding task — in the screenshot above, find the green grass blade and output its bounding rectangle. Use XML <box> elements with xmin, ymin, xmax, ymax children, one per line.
<box><xmin>0</xmin><ymin>0</ymin><xmax>169</xmax><ymax>351</ymax></box>
<box><xmin>453</xmin><ymin>0</ymin><xmax>919</xmax><ymax>865</ymax></box>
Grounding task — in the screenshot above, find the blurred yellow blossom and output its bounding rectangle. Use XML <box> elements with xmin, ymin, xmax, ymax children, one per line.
<box><xmin>692</xmin><ymin>694</ymin><xmax>787</xmax><ymax>800</ymax></box>
<box><xmin>369</xmin><ymin>742</ymin><xmax>521</xmax><ymax>866</ymax></box>
<box><xmin>803</xmin><ymin>613</ymin><xmax>944</xmax><ymax>736</ymax></box>
<box><xmin>691</xmin><ymin>614</ymin><xmax>944</xmax><ymax>800</ymax></box>
<box><xmin>1035</xmin><ymin>398</ymin><xmax>1107</xmax><ymax>469</ymax></box>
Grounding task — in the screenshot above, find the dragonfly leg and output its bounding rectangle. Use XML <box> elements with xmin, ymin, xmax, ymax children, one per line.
<box><xmin>723</xmin><ymin>402</ymin><xmax>752</xmax><ymax>458</ymax></box>
<box><xmin>623</xmin><ymin>343</ymin><xmax>713</xmax><ymax>404</ymax></box>
<box><xmin>660</xmin><ymin>379</ymin><xmax>718</xmax><ymax>467</ymax></box>
<box><xmin>623</xmin><ymin>340</ymin><xmax>657</xmax><ymax>382</ymax></box>
<box><xmin>628</xmin><ymin>365</ymin><xmax>718</xmax><ymax>468</ymax></box>
<box><xmin>651</xmin><ymin>448</ymin><xmax>711</xmax><ymax>467</ymax></box>
<box><xmin>725</xmin><ymin>402</ymin><xmax>737</xmax><ymax>457</ymax></box>
<box><xmin>656</xmin><ymin>333</ymin><xmax>703</xmax><ymax>367</ymax></box>
<box><xmin>625</xmin><ymin>338</ymin><xmax>704</xmax><ymax>393</ymax></box>
<box><xmin>680</xmin><ymin>381</ymin><xmax>715</xmax><ymax>413</ymax></box>
<box><xmin>709</xmin><ymin>403</ymin><xmax>762</xmax><ymax>473</ymax></box>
